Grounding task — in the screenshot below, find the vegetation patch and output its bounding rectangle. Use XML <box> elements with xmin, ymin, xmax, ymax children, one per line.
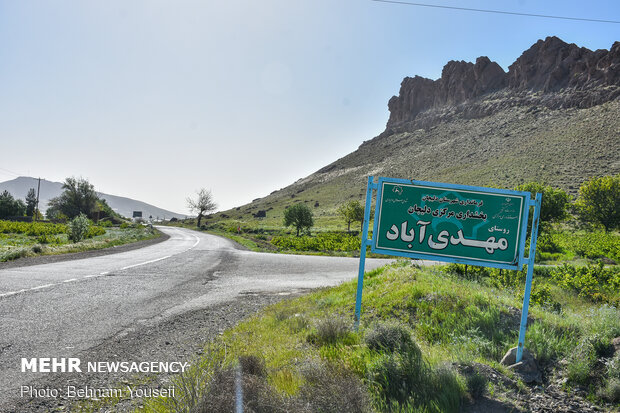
<box><xmin>0</xmin><ymin>219</ymin><xmax>158</xmax><ymax>262</ymax></box>
<box><xmin>139</xmin><ymin>261</ymin><xmax>620</xmax><ymax>412</ymax></box>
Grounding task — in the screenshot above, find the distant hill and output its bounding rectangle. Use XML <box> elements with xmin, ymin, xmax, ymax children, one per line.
<box><xmin>217</xmin><ymin>36</ymin><xmax>620</xmax><ymax>224</ymax></box>
<box><xmin>0</xmin><ymin>177</ymin><xmax>185</xmax><ymax>220</ymax></box>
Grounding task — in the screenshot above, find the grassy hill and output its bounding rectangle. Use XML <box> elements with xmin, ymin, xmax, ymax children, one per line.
<box><xmin>213</xmin><ymin>96</ymin><xmax>619</xmax><ymax>229</ymax></box>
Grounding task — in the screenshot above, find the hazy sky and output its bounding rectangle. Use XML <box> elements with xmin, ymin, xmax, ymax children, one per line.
<box><xmin>1</xmin><ymin>1</ymin><xmax>618</xmax><ymax>214</ymax></box>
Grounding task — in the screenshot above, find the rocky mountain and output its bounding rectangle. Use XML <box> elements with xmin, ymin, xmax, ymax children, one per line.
<box><xmin>386</xmin><ymin>36</ymin><xmax>620</xmax><ymax>128</ymax></box>
<box><xmin>221</xmin><ymin>37</ymin><xmax>620</xmax><ymax>223</ymax></box>
<box><xmin>0</xmin><ymin>176</ymin><xmax>185</xmax><ymax>220</ymax></box>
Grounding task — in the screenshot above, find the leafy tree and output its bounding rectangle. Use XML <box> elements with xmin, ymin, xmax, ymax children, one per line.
<box><xmin>25</xmin><ymin>188</ymin><xmax>37</xmax><ymax>217</ymax></box>
<box><xmin>187</xmin><ymin>188</ymin><xmax>217</xmax><ymax>227</ymax></box>
<box><xmin>337</xmin><ymin>200</ymin><xmax>365</xmax><ymax>232</ymax></box>
<box><xmin>0</xmin><ymin>190</ymin><xmax>26</xmax><ymax>218</ymax></box>
<box><xmin>516</xmin><ymin>182</ymin><xmax>570</xmax><ymax>232</ymax></box>
<box><xmin>47</xmin><ymin>177</ymin><xmax>99</xmax><ymax>220</ymax></box>
<box><xmin>283</xmin><ymin>203</ymin><xmax>314</xmax><ymax>236</ymax></box>
<box><xmin>575</xmin><ymin>174</ymin><xmax>620</xmax><ymax>232</ymax></box>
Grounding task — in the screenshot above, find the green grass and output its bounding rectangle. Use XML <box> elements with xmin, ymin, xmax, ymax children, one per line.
<box><xmin>0</xmin><ymin>220</ymin><xmax>160</xmax><ymax>262</ymax></box>
<box><xmin>138</xmin><ymin>260</ymin><xmax>619</xmax><ymax>412</ymax></box>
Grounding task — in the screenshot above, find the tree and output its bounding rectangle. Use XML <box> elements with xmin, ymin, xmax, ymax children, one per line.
<box><xmin>283</xmin><ymin>203</ymin><xmax>314</xmax><ymax>236</ymax></box>
<box><xmin>515</xmin><ymin>182</ymin><xmax>570</xmax><ymax>232</ymax></box>
<box><xmin>187</xmin><ymin>188</ymin><xmax>217</xmax><ymax>227</ymax></box>
<box><xmin>575</xmin><ymin>174</ymin><xmax>620</xmax><ymax>232</ymax></box>
<box><xmin>25</xmin><ymin>188</ymin><xmax>37</xmax><ymax>217</ymax></box>
<box><xmin>0</xmin><ymin>190</ymin><xmax>26</xmax><ymax>218</ymax></box>
<box><xmin>337</xmin><ymin>200</ymin><xmax>365</xmax><ymax>232</ymax></box>
<box><xmin>47</xmin><ymin>177</ymin><xmax>99</xmax><ymax>220</ymax></box>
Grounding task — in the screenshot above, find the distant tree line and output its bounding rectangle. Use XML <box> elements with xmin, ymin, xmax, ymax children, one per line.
<box><xmin>0</xmin><ymin>177</ymin><xmax>120</xmax><ymax>223</ymax></box>
<box><xmin>515</xmin><ymin>174</ymin><xmax>619</xmax><ymax>233</ymax></box>
<box><xmin>278</xmin><ymin>174</ymin><xmax>619</xmax><ymax>237</ymax></box>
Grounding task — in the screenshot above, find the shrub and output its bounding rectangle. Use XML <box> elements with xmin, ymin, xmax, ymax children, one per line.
<box><xmin>515</xmin><ymin>182</ymin><xmax>570</xmax><ymax>232</ymax></box>
<box><xmin>466</xmin><ymin>371</ymin><xmax>487</xmax><ymax>400</ymax></box>
<box><xmin>271</xmin><ymin>232</ymin><xmax>361</xmax><ymax>252</ymax></box>
<box><xmin>551</xmin><ymin>262</ymin><xmax>620</xmax><ymax>302</ymax></box>
<box><xmin>298</xmin><ymin>360</ymin><xmax>372</xmax><ymax>413</ymax></box>
<box><xmin>598</xmin><ymin>379</ymin><xmax>620</xmax><ymax>403</ymax></box>
<box><xmin>0</xmin><ymin>220</ymin><xmax>66</xmax><ymax>236</ymax></box>
<box><xmin>365</xmin><ymin>321</ymin><xmax>414</xmax><ymax>353</ymax></box>
<box><xmin>68</xmin><ymin>214</ymin><xmax>90</xmax><ymax>242</ymax></box>
<box><xmin>607</xmin><ymin>353</ymin><xmax>620</xmax><ymax>380</ymax></box>
<box><xmin>307</xmin><ymin>318</ymin><xmax>352</xmax><ymax>346</ymax></box>
<box><xmin>86</xmin><ymin>225</ymin><xmax>106</xmax><ymax>238</ymax></box>
<box><xmin>368</xmin><ymin>334</ymin><xmax>462</xmax><ymax>412</ymax></box>
<box><xmin>565</xmin><ymin>335</ymin><xmax>611</xmax><ymax>386</ymax></box>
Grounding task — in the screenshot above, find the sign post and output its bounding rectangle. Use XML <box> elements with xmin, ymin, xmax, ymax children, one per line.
<box><xmin>354</xmin><ymin>176</ymin><xmax>541</xmax><ymax>363</ymax></box>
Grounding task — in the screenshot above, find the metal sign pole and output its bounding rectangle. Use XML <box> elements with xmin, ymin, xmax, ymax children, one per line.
<box><xmin>516</xmin><ymin>193</ymin><xmax>542</xmax><ymax>363</ymax></box>
<box><xmin>354</xmin><ymin>176</ymin><xmax>375</xmax><ymax>330</ymax></box>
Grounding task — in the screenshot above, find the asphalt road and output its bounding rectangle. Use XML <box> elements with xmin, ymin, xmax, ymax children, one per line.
<box><xmin>0</xmin><ymin>226</ymin><xmax>391</xmax><ymax>411</ymax></box>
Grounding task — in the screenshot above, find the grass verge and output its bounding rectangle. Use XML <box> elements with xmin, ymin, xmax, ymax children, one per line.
<box><xmin>138</xmin><ymin>260</ymin><xmax>620</xmax><ymax>412</ymax></box>
<box><xmin>0</xmin><ymin>225</ymin><xmax>160</xmax><ymax>262</ymax></box>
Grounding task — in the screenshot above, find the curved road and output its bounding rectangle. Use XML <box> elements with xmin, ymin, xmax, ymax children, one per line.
<box><xmin>0</xmin><ymin>226</ymin><xmax>390</xmax><ymax>411</ymax></box>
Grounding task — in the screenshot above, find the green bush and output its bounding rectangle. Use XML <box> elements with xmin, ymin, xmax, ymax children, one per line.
<box><xmin>515</xmin><ymin>182</ymin><xmax>570</xmax><ymax>234</ymax></box>
<box><xmin>85</xmin><ymin>225</ymin><xmax>106</xmax><ymax>238</ymax></box>
<box><xmin>562</xmin><ymin>231</ymin><xmax>619</xmax><ymax>262</ymax></box>
<box><xmin>68</xmin><ymin>214</ymin><xmax>90</xmax><ymax>242</ymax></box>
<box><xmin>551</xmin><ymin>262</ymin><xmax>620</xmax><ymax>302</ymax></box>
<box><xmin>365</xmin><ymin>321</ymin><xmax>414</xmax><ymax>353</ymax></box>
<box><xmin>0</xmin><ymin>220</ymin><xmax>66</xmax><ymax>236</ymax></box>
<box><xmin>575</xmin><ymin>174</ymin><xmax>620</xmax><ymax>232</ymax></box>
<box><xmin>307</xmin><ymin>318</ymin><xmax>352</xmax><ymax>346</ymax></box>
<box><xmin>466</xmin><ymin>371</ymin><xmax>487</xmax><ymax>400</ymax></box>
<box><xmin>271</xmin><ymin>232</ymin><xmax>361</xmax><ymax>252</ymax></box>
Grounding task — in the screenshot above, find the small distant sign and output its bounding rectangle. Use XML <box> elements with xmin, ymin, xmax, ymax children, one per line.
<box><xmin>132</xmin><ymin>211</ymin><xmax>143</xmax><ymax>218</ymax></box>
<box><xmin>373</xmin><ymin>180</ymin><xmax>527</xmax><ymax>268</ymax></box>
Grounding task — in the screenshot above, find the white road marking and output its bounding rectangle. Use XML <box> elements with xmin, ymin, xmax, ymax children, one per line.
<box><xmin>121</xmin><ymin>255</ymin><xmax>171</xmax><ymax>270</ymax></box>
<box><xmin>29</xmin><ymin>283</ymin><xmax>55</xmax><ymax>291</ymax></box>
<box><xmin>0</xmin><ymin>289</ymin><xmax>27</xmax><ymax>298</ymax></box>
<box><xmin>0</xmin><ymin>231</ymin><xmax>201</xmax><ymax>300</ymax></box>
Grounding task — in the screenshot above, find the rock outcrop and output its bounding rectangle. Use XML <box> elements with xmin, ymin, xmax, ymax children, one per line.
<box><xmin>387</xmin><ymin>36</ymin><xmax>620</xmax><ymax>128</ymax></box>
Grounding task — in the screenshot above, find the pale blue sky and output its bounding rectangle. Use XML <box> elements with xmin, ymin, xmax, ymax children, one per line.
<box><xmin>1</xmin><ymin>1</ymin><xmax>618</xmax><ymax>214</ymax></box>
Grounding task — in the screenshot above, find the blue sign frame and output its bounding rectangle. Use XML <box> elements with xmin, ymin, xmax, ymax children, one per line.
<box><xmin>354</xmin><ymin>176</ymin><xmax>542</xmax><ymax>363</ymax></box>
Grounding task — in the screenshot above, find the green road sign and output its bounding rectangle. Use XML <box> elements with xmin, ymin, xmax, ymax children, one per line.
<box><xmin>374</xmin><ymin>182</ymin><xmax>526</xmax><ymax>266</ymax></box>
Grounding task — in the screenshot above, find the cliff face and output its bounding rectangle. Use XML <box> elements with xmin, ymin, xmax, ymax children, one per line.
<box><xmin>387</xmin><ymin>37</ymin><xmax>620</xmax><ymax>128</ymax></box>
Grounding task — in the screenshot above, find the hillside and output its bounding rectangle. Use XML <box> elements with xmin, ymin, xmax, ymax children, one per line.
<box><xmin>0</xmin><ymin>176</ymin><xmax>185</xmax><ymax>220</ymax></box>
<box><xmin>218</xmin><ymin>37</ymin><xmax>620</xmax><ymax>225</ymax></box>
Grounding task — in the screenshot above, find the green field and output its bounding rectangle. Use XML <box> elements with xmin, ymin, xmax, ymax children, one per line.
<box><xmin>0</xmin><ymin>220</ymin><xmax>159</xmax><ymax>262</ymax></box>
